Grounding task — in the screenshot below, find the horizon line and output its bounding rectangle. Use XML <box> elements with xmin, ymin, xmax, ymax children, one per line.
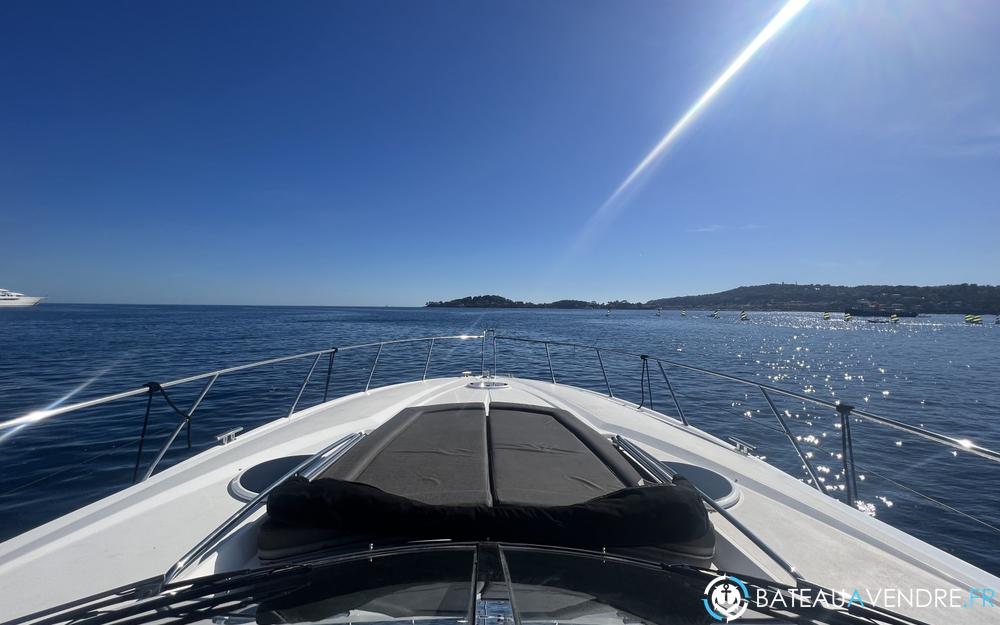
<box><xmin>28</xmin><ymin>280</ymin><xmax>1000</xmax><ymax>309</ymax></box>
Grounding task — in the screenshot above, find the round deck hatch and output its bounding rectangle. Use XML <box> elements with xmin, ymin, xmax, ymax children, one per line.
<box><xmin>228</xmin><ymin>455</ymin><xmax>310</xmax><ymax>502</ymax></box>
<box><xmin>663</xmin><ymin>462</ymin><xmax>741</xmax><ymax>509</ymax></box>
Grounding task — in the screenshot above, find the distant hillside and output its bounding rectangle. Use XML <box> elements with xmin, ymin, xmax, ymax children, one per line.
<box><xmin>427</xmin><ymin>284</ymin><xmax>1000</xmax><ymax>314</ymax></box>
<box><xmin>645</xmin><ymin>283</ymin><xmax>1000</xmax><ymax>314</ymax></box>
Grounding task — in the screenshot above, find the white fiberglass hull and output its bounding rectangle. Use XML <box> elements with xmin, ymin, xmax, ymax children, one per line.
<box><xmin>0</xmin><ymin>296</ymin><xmax>44</xmax><ymax>307</ymax></box>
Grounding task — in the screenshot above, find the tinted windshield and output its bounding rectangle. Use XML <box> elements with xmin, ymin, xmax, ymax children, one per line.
<box><xmin>254</xmin><ymin>545</ymin><xmax>709</xmax><ymax>625</ymax></box>
<box><xmin>257</xmin><ymin>548</ymin><xmax>475</xmax><ymax>623</ymax></box>
<box><xmin>11</xmin><ymin>543</ymin><xmax>919</xmax><ymax>625</ymax></box>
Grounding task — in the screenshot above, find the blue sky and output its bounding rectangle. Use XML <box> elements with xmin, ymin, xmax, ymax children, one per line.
<box><xmin>2</xmin><ymin>0</ymin><xmax>998</xmax><ymax>305</ymax></box>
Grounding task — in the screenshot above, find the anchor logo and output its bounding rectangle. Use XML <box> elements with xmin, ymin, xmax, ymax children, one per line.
<box><xmin>702</xmin><ymin>575</ymin><xmax>750</xmax><ymax>622</ymax></box>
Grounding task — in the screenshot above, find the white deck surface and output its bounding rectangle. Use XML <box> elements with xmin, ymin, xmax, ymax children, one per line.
<box><xmin>0</xmin><ymin>375</ymin><xmax>997</xmax><ymax>623</ymax></box>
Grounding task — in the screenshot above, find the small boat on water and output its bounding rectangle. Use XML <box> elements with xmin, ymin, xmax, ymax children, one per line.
<box><xmin>739</xmin><ymin>310</ymin><xmax>749</xmax><ymax>321</ymax></box>
<box><xmin>965</xmin><ymin>314</ymin><xmax>983</xmax><ymax>325</ymax></box>
<box><xmin>710</xmin><ymin>310</ymin><xmax>720</xmax><ymax>319</ymax></box>
<box><xmin>890</xmin><ymin>313</ymin><xmax>899</xmax><ymax>324</ymax></box>
<box><xmin>681</xmin><ymin>309</ymin><xmax>687</xmax><ymax>316</ymax></box>
<box><xmin>844</xmin><ymin>312</ymin><xmax>853</xmax><ymax>322</ymax></box>
<box><xmin>0</xmin><ymin>288</ymin><xmax>44</xmax><ymax>307</ymax></box>
<box><xmin>656</xmin><ymin>307</ymin><xmax>662</xmax><ymax>316</ymax></box>
<box><xmin>822</xmin><ymin>312</ymin><xmax>830</xmax><ymax>321</ymax></box>
<box><xmin>1</xmin><ymin>332</ymin><xmax>998</xmax><ymax>625</ymax></box>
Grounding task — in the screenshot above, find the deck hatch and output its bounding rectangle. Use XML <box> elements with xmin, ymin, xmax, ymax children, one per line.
<box><xmin>228</xmin><ymin>455</ymin><xmax>312</xmax><ymax>502</ymax></box>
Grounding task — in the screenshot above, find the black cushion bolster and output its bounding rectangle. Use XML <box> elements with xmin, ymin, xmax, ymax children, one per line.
<box><xmin>267</xmin><ymin>475</ymin><xmax>709</xmax><ymax>548</ymax></box>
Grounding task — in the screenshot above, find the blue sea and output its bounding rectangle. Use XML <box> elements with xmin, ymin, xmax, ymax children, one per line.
<box><xmin>1</xmin><ymin>305</ymin><xmax>998</xmax><ymax>574</ymax></box>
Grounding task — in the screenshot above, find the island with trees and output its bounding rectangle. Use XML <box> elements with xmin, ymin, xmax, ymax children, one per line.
<box><xmin>426</xmin><ymin>283</ymin><xmax>1000</xmax><ymax>314</ymax></box>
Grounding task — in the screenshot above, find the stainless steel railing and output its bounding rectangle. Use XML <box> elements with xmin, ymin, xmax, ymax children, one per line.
<box><xmin>614</xmin><ymin>435</ymin><xmax>802</xmax><ymax>581</ymax></box>
<box><xmin>2</xmin><ymin>330</ymin><xmax>998</xmax><ymax>521</ymax></box>
<box><xmin>162</xmin><ymin>430</ymin><xmax>366</xmax><ymax>585</ymax></box>
<box><xmin>0</xmin><ymin>334</ymin><xmax>486</xmax><ymax>484</ymax></box>
<box><xmin>490</xmin><ymin>334</ymin><xmax>1000</xmax><ymax>508</ymax></box>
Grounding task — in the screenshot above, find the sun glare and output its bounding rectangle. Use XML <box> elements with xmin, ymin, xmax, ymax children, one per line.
<box><xmin>570</xmin><ymin>0</ymin><xmax>812</xmax><ymax>254</ymax></box>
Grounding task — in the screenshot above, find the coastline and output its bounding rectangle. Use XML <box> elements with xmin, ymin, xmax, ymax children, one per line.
<box><xmin>427</xmin><ymin>283</ymin><xmax>1000</xmax><ymax>315</ymax></box>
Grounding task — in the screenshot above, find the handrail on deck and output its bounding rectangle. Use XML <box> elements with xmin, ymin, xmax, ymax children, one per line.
<box><xmin>491</xmin><ymin>334</ymin><xmax>1000</xmax><ymax>465</ymax></box>
<box><xmin>0</xmin><ymin>334</ymin><xmax>486</xmax><ymax>427</ymax></box>
<box><xmin>0</xmin><ymin>334</ymin><xmax>485</xmax><ymax>483</ymax></box>
<box><xmin>162</xmin><ymin>430</ymin><xmax>365</xmax><ymax>586</ymax></box>
<box><xmin>2</xmin><ymin>330</ymin><xmax>998</xmax><ymax>519</ymax></box>
<box><xmin>491</xmin><ymin>334</ymin><xmax>1000</xmax><ymax>514</ymax></box>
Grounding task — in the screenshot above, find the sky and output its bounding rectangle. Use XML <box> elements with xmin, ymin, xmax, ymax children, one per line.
<box><xmin>1</xmin><ymin>0</ymin><xmax>998</xmax><ymax>305</ymax></box>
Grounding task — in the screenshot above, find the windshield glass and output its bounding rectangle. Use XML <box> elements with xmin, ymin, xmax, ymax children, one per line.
<box><xmin>502</xmin><ymin>547</ymin><xmax>705</xmax><ymax>624</ymax></box>
<box><xmin>257</xmin><ymin>548</ymin><xmax>474</xmax><ymax>624</ymax></box>
<box><xmin>32</xmin><ymin>544</ymin><xmax>914</xmax><ymax>625</ymax></box>
<box><xmin>254</xmin><ymin>545</ymin><xmax>709</xmax><ymax>624</ymax></box>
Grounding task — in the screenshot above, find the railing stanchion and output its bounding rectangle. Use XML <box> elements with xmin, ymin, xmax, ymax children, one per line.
<box><xmin>656</xmin><ymin>361</ymin><xmax>687</xmax><ymax>426</ymax></box>
<box><xmin>423</xmin><ymin>339</ymin><xmax>434</xmax><ymax>381</ymax></box>
<box><xmin>185</xmin><ymin>374</ymin><xmax>217</xmax><ymax>449</ymax></box>
<box><xmin>492</xmin><ymin>331</ymin><xmax>498</xmax><ymax>375</ymax></box>
<box><xmin>480</xmin><ymin>333</ymin><xmax>486</xmax><ymax>376</ymax></box>
<box><xmin>645</xmin><ymin>357</ymin><xmax>653</xmax><ymax>410</ymax></box>
<box><xmin>132</xmin><ymin>386</ymin><xmax>156</xmax><ymax>484</ymax></box>
<box><xmin>322</xmin><ymin>348</ymin><xmax>337</xmax><ymax>403</ymax></box>
<box><xmin>838</xmin><ymin>403</ymin><xmax>860</xmax><ymax>506</ymax></box>
<box><xmin>760</xmin><ymin>387</ymin><xmax>823</xmax><ymax>492</ymax></box>
<box><xmin>288</xmin><ymin>353</ymin><xmax>321</xmax><ymax>417</ymax></box>
<box><xmin>545</xmin><ymin>342</ymin><xmax>556</xmax><ymax>384</ymax></box>
<box><xmin>142</xmin><ymin>375</ymin><xmax>214</xmax><ymax>483</ymax></box>
<box><xmin>141</xmin><ymin>378</ymin><xmax>218</xmax><ymax>482</ymax></box>
<box><xmin>188</xmin><ymin>374</ymin><xmax>217</xmax><ymax>417</ymax></box>
<box><xmin>366</xmin><ymin>343</ymin><xmax>384</xmax><ymax>392</ymax></box>
<box><xmin>596</xmin><ymin>349</ymin><xmax>613</xmax><ymax>398</ymax></box>
<box><xmin>638</xmin><ymin>356</ymin><xmax>649</xmax><ymax>409</ymax></box>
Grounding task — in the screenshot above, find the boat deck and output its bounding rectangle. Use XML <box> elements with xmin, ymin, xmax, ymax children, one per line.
<box><xmin>0</xmin><ymin>376</ymin><xmax>996</xmax><ymax>623</ymax></box>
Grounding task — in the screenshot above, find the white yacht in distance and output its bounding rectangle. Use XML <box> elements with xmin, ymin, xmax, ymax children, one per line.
<box><xmin>0</xmin><ymin>288</ymin><xmax>44</xmax><ymax>306</ymax></box>
<box><xmin>0</xmin><ymin>332</ymin><xmax>998</xmax><ymax>625</ymax></box>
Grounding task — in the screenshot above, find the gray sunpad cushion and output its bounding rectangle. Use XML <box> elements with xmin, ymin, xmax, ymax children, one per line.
<box><xmin>320</xmin><ymin>404</ymin><xmax>490</xmax><ymax>506</ymax></box>
<box><xmin>260</xmin><ymin>402</ymin><xmax>712</xmax><ymax>561</ymax></box>
<box><xmin>488</xmin><ymin>405</ymin><xmax>632</xmax><ymax>506</ymax></box>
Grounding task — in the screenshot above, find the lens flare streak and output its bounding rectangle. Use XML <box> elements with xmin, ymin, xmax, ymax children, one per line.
<box><xmin>0</xmin><ymin>363</ymin><xmax>119</xmax><ymax>434</ymax></box>
<box><xmin>576</xmin><ymin>0</ymin><xmax>811</xmax><ymax>249</ymax></box>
